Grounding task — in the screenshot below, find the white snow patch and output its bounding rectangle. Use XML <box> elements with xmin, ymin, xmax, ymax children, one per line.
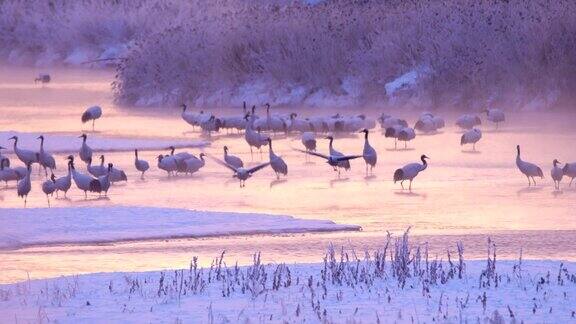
<box><xmin>0</xmin><ymin>131</ymin><xmax>208</xmax><ymax>154</ymax></box>
<box><xmin>385</xmin><ymin>66</ymin><xmax>432</xmax><ymax>96</ymax></box>
<box><xmin>0</xmin><ymin>259</ymin><xmax>574</xmax><ymax>322</ymax></box>
<box><xmin>0</xmin><ymin>207</ymin><xmax>360</xmax><ymax>249</ymax></box>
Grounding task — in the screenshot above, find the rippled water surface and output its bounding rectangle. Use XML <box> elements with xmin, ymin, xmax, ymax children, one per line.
<box><xmin>1</xmin><ymin>66</ymin><xmax>576</xmax><ymax>283</ymax></box>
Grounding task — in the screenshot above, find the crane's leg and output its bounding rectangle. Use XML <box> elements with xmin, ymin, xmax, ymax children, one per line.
<box><xmin>570</xmin><ymin>177</ymin><xmax>574</xmax><ymax>187</ymax></box>
<box><xmin>526</xmin><ymin>175</ymin><xmax>531</xmax><ymax>186</ymax></box>
<box><xmin>250</xmin><ymin>146</ymin><xmax>254</xmax><ymax>160</ymax></box>
<box><xmin>84</xmin><ymin>191</ymin><xmax>88</xmax><ymax>199</ymax></box>
<box><xmin>400</xmin><ymin>180</ymin><xmax>404</xmax><ymax>190</ymax></box>
<box><xmin>365</xmin><ymin>163</ymin><xmax>368</xmax><ymax>175</ymax></box>
<box><xmin>92</xmin><ymin>120</ymin><xmax>95</xmax><ymax>132</ymax></box>
<box><xmin>409</xmin><ymin>180</ymin><xmax>413</xmax><ymax>191</ymax></box>
<box><xmin>531</xmin><ymin>176</ymin><xmax>536</xmax><ymax>186</ymax></box>
<box><xmin>404</xmin><ymin>141</ymin><xmax>407</xmax><ymax>149</ymax></box>
<box><xmin>47</xmin><ymin>196</ymin><xmax>50</xmax><ymax>208</ymax></box>
<box><xmin>473</xmin><ymin>143</ymin><xmax>476</xmax><ymax>151</ymax></box>
<box><xmin>276</xmin><ymin>172</ymin><xmax>280</xmax><ymax>180</ymax></box>
<box><xmin>394</xmin><ymin>139</ymin><xmax>397</xmax><ymax>150</ymax></box>
<box><xmin>24</xmin><ymin>196</ymin><xmax>27</xmax><ymax>207</ymax></box>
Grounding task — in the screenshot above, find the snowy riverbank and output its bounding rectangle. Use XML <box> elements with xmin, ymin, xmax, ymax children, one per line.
<box><xmin>0</xmin><ymin>249</ymin><xmax>574</xmax><ymax>323</ymax></box>
<box><xmin>0</xmin><ymin>207</ymin><xmax>360</xmax><ymax>250</ymax></box>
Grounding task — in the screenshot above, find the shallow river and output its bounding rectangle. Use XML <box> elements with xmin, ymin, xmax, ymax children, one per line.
<box><xmin>1</xmin><ymin>66</ymin><xmax>576</xmax><ymax>284</ymax></box>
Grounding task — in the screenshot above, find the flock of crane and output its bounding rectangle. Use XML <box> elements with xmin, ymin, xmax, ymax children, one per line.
<box><xmin>1</xmin><ymin>99</ymin><xmax>575</xmax><ymax>206</ymax></box>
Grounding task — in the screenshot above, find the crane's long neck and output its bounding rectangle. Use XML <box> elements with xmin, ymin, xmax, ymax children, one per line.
<box><xmin>268</xmin><ymin>141</ymin><xmax>274</xmax><ymax>154</ymax></box>
<box><xmin>40</xmin><ymin>137</ymin><xmax>44</xmax><ymax>150</ymax></box>
<box><xmin>553</xmin><ymin>160</ymin><xmax>559</xmax><ymax>168</ymax></box>
<box><xmin>516</xmin><ymin>146</ymin><xmax>521</xmax><ymax>163</ymax></box>
<box><xmin>364</xmin><ymin>131</ymin><xmax>368</xmax><ymax>140</ymax></box>
<box><xmin>12</xmin><ymin>138</ymin><xmax>17</xmax><ymax>150</ymax></box>
<box><xmin>135</xmin><ymin>150</ymin><xmax>139</xmax><ymax>159</ymax></box>
<box><xmin>421</xmin><ymin>157</ymin><xmax>428</xmax><ymax>170</ymax></box>
<box><xmin>329</xmin><ymin>138</ymin><xmax>334</xmax><ymax>150</ymax></box>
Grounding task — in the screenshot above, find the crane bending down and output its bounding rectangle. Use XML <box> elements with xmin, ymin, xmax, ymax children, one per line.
<box><xmin>82</xmin><ymin>106</ymin><xmax>102</xmax><ymax>131</ymax></box>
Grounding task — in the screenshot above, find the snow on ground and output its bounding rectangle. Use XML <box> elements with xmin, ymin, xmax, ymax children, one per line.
<box><xmin>0</xmin><ymin>207</ymin><xmax>360</xmax><ymax>249</ymax></box>
<box><xmin>0</xmin><ymin>131</ymin><xmax>208</xmax><ymax>154</ymax></box>
<box><xmin>0</xmin><ymin>251</ymin><xmax>575</xmax><ymax>323</ymax></box>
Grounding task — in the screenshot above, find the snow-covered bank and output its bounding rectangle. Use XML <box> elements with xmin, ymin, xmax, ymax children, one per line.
<box><xmin>1</xmin><ymin>249</ymin><xmax>574</xmax><ymax>322</ymax></box>
<box><xmin>0</xmin><ymin>207</ymin><xmax>360</xmax><ymax>249</ymax></box>
<box><xmin>0</xmin><ymin>131</ymin><xmax>208</xmax><ymax>154</ymax></box>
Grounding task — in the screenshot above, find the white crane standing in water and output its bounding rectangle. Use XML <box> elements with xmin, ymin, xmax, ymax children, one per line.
<box><xmin>157</xmin><ymin>154</ymin><xmax>178</xmax><ymax>176</ymax></box>
<box><xmin>551</xmin><ymin>159</ymin><xmax>564</xmax><ymax>190</ymax></box>
<box><xmin>484</xmin><ymin>108</ymin><xmax>505</xmax><ymax>129</ymax></box>
<box><xmin>79</xmin><ymin>134</ymin><xmax>93</xmax><ymax>163</ymax></box>
<box><xmin>8</xmin><ymin>136</ymin><xmax>37</xmax><ymax>166</ymax></box>
<box><xmin>563</xmin><ymin>162</ymin><xmax>576</xmax><ymax>187</ymax></box>
<box><xmin>393</xmin><ymin>155</ymin><xmax>429</xmax><ymax>191</ymax></box>
<box><xmin>244</xmin><ymin>107</ymin><xmax>269</xmax><ymax>158</ymax></box>
<box><xmin>211</xmin><ymin>156</ymin><xmax>270</xmax><ymax>187</ymax></box>
<box><xmin>41</xmin><ymin>173</ymin><xmax>57</xmax><ymax>207</ymax></box>
<box><xmin>515</xmin><ymin>145</ymin><xmax>543</xmax><ymax>186</ymax></box>
<box><xmin>82</xmin><ymin>105</ymin><xmax>103</xmax><ymax>131</ymax></box>
<box><xmin>134</xmin><ymin>149</ymin><xmax>150</xmax><ymax>179</ymax></box>
<box><xmin>17</xmin><ymin>162</ymin><xmax>32</xmax><ymax>206</ymax></box>
<box><xmin>97</xmin><ymin>163</ymin><xmax>113</xmax><ymax>197</ymax></box>
<box><xmin>35</xmin><ymin>73</ymin><xmax>51</xmax><ymax>85</ymax></box>
<box><xmin>460</xmin><ymin>128</ymin><xmax>482</xmax><ymax>151</ymax></box>
<box><xmin>0</xmin><ymin>146</ymin><xmax>10</xmax><ymax>167</ymax></box>
<box><xmin>68</xmin><ymin>155</ymin><xmax>101</xmax><ymax>198</ymax></box>
<box><xmin>223</xmin><ymin>146</ymin><xmax>244</xmax><ymax>169</ymax></box>
<box><xmin>54</xmin><ymin>159</ymin><xmax>72</xmax><ymax>197</ymax></box>
<box><xmin>360</xmin><ymin>129</ymin><xmax>377</xmax><ymax>174</ymax></box>
<box><xmin>0</xmin><ymin>158</ymin><xmax>21</xmax><ymax>187</ymax></box>
<box><xmin>87</xmin><ymin>156</ymin><xmax>106</xmax><ymax>177</ymax></box>
<box><xmin>37</xmin><ymin>135</ymin><xmax>56</xmax><ymax>176</ymax></box>
<box><xmin>267</xmin><ymin>138</ymin><xmax>287</xmax><ymax>179</ymax></box>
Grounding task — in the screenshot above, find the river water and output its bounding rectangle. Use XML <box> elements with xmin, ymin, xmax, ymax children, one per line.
<box><xmin>1</xmin><ymin>66</ymin><xmax>576</xmax><ymax>284</ymax></box>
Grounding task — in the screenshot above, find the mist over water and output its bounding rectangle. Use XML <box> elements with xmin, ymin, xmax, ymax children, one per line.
<box><xmin>1</xmin><ymin>66</ymin><xmax>576</xmax><ymax>283</ymax></box>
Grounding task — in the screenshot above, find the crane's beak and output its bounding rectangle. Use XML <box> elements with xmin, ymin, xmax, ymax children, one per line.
<box><xmin>8</xmin><ymin>136</ymin><xmax>16</xmax><ymax>140</ymax></box>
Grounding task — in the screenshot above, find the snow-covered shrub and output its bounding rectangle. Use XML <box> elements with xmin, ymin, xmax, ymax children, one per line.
<box><xmin>2</xmin><ymin>0</ymin><xmax>576</xmax><ymax>110</ymax></box>
<box><xmin>113</xmin><ymin>0</ymin><xmax>576</xmax><ymax>110</ymax></box>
